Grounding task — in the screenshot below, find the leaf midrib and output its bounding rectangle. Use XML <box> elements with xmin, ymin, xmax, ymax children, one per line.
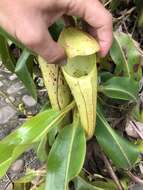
<box><xmin>97</xmin><ymin>111</ymin><xmax>132</xmax><ymax>167</ymax></box>
<box><xmin>114</xmin><ymin>34</ymin><xmax>131</xmax><ymax>78</ymax></box>
<box><xmin>64</xmin><ymin>125</ymin><xmax>76</xmax><ymax>190</ymax></box>
<box><xmin>102</xmin><ymin>86</ymin><xmax>136</xmax><ymax>101</ymax></box>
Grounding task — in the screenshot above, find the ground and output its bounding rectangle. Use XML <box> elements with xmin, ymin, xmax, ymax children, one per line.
<box><xmin>0</xmin><ymin>62</ymin><xmax>45</xmax><ymax>190</ymax></box>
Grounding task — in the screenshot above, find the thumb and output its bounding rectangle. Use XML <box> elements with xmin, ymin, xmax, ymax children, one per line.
<box><xmin>67</xmin><ymin>0</ymin><xmax>113</xmax><ymax>57</ymax></box>
<box><xmin>34</xmin><ymin>30</ymin><xmax>65</xmax><ymax>63</ymax></box>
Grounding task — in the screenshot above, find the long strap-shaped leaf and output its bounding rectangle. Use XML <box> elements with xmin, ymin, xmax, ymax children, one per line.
<box><xmin>95</xmin><ymin>105</ymin><xmax>139</xmax><ymax>169</ymax></box>
<box><xmin>0</xmin><ymin>101</ymin><xmax>75</xmax><ymax>177</ymax></box>
<box><xmin>74</xmin><ymin>176</ymin><xmax>117</xmax><ymax>190</ymax></box>
<box><xmin>110</xmin><ymin>32</ymin><xmax>142</xmax><ymax>81</ymax></box>
<box><xmin>100</xmin><ymin>77</ymin><xmax>139</xmax><ymax>102</ymax></box>
<box><xmin>15</xmin><ymin>49</ymin><xmax>37</xmax><ymax>99</ymax></box>
<box><xmin>45</xmin><ymin>113</ymin><xmax>86</xmax><ymax>190</ymax></box>
<box><xmin>0</xmin><ymin>34</ymin><xmax>15</xmax><ymax>72</ymax></box>
<box><xmin>75</xmin><ymin>176</ymin><xmax>104</xmax><ymax>190</ymax></box>
<box><xmin>110</xmin><ymin>33</ymin><xmax>130</xmax><ymax>77</ymax></box>
<box><xmin>0</xmin><ymin>26</ymin><xmax>33</xmax><ymax>52</ymax></box>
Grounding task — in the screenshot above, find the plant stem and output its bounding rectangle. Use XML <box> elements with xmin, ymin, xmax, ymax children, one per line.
<box><xmin>61</xmin><ymin>101</ymin><xmax>76</xmax><ymax>117</ymax></box>
<box><xmin>101</xmin><ymin>152</ymin><xmax>124</xmax><ymax>190</ymax></box>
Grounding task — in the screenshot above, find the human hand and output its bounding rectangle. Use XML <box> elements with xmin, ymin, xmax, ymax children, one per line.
<box><xmin>0</xmin><ymin>0</ymin><xmax>112</xmax><ymax>63</ymax></box>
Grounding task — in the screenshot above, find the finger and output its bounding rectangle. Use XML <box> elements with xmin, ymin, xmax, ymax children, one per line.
<box><xmin>34</xmin><ymin>30</ymin><xmax>65</xmax><ymax>63</ymax></box>
<box><xmin>16</xmin><ymin>23</ymin><xmax>65</xmax><ymax>63</ymax></box>
<box><xmin>67</xmin><ymin>0</ymin><xmax>113</xmax><ymax>57</ymax></box>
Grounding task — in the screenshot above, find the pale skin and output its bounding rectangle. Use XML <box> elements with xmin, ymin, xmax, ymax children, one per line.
<box><xmin>0</xmin><ymin>0</ymin><xmax>113</xmax><ymax>63</ymax></box>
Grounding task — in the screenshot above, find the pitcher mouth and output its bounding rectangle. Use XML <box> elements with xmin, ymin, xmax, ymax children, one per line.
<box><xmin>63</xmin><ymin>54</ymin><xmax>96</xmax><ymax>78</ymax></box>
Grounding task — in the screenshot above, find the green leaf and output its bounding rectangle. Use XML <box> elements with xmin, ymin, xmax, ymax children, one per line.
<box><xmin>49</xmin><ymin>19</ymin><xmax>64</xmax><ymax>41</ymax></box>
<box><xmin>74</xmin><ymin>176</ymin><xmax>103</xmax><ymax>190</ymax></box>
<box><xmin>135</xmin><ymin>140</ymin><xmax>143</xmax><ymax>153</ymax></box>
<box><xmin>0</xmin><ymin>110</ymin><xmax>57</xmax><ymax>177</ymax></box>
<box><xmin>110</xmin><ymin>32</ymin><xmax>142</xmax><ymax>81</ymax></box>
<box><xmin>99</xmin><ymin>72</ymin><xmax>113</xmax><ymax>83</ymax></box>
<box><xmin>48</xmin><ymin>127</ymin><xmax>58</xmax><ymax>146</ymax></box>
<box><xmin>45</xmin><ymin>113</ymin><xmax>86</xmax><ymax>190</ymax></box>
<box><xmin>34</xmin><ymin>136</ymin><xmax>48</xmax><ymax>162</ymax></box>
<box><xmin>15</xmin><ymin>49</ymin><xmax>37</xmax><ymax>99</ymax></box>
<box><xmin>0</xmin><ymin>26</ymin><xmax>33</xmax><ymax>52</ymax></box>
<box><xmin>132</xmin><ymin>104</ymin><xmax>143</xmax><ymax>123</ymax></box>
<box><xmin>14</xmin><ymin>183</ymin><xmax>25</xmax><ymax>190</ymax></box>
<box><xmin>100</xmin><ymin>77</ymin><xmax>139</xmax><ymax>102</ymax></box>
<box><xmin>37</xmin><ymin>183</ymin><xmax>45</xmax><ymax>190</ymax></box>
<box><xmin>135</xmin><ymin>0</ymin><xmax>143</xmax><ymax>27</ymax></box>
<box><xmin>110</xmin><ymin>0</ymin><xmax>121</xmax><ymax>12</ymax></box>
<box><xmin>95</xmin><ymin>105</ymin><xmax>139</xmax><ymax>169</ymax></box>
<box><xmin>110</xmin><ymin>33</ymin><xmax>129</xmax><ymax>76</ymax></box>
<box><xmin>74</xmin><ymin>176</ymin><xmax>117</xmax><ymax>190</ymax></box>
<box><xmin>0</xmin><ymin>101</ymin><xmax>75</xmax><ymax>177</ymax></box>
<box><xmin>0</xmin><ymin>34</ymin><xmax>15</xmax><ymax>72</ymax></box>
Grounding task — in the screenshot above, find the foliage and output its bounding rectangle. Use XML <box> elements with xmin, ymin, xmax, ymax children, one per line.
<box><xmin>0</xmin><ymin>1</ymin><xmax>143</xmax><ymax>189</ymax></box>
<box><xmin>96</xmin><ymin>105</ymin><xmax>139</xmax><ymax>169</ymax></box>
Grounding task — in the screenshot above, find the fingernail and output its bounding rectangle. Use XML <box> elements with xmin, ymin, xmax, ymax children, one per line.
<box><xmin>99</xmin><ymin>41</ymin><xmax>109</xmax><ymax>57</ymax></box>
